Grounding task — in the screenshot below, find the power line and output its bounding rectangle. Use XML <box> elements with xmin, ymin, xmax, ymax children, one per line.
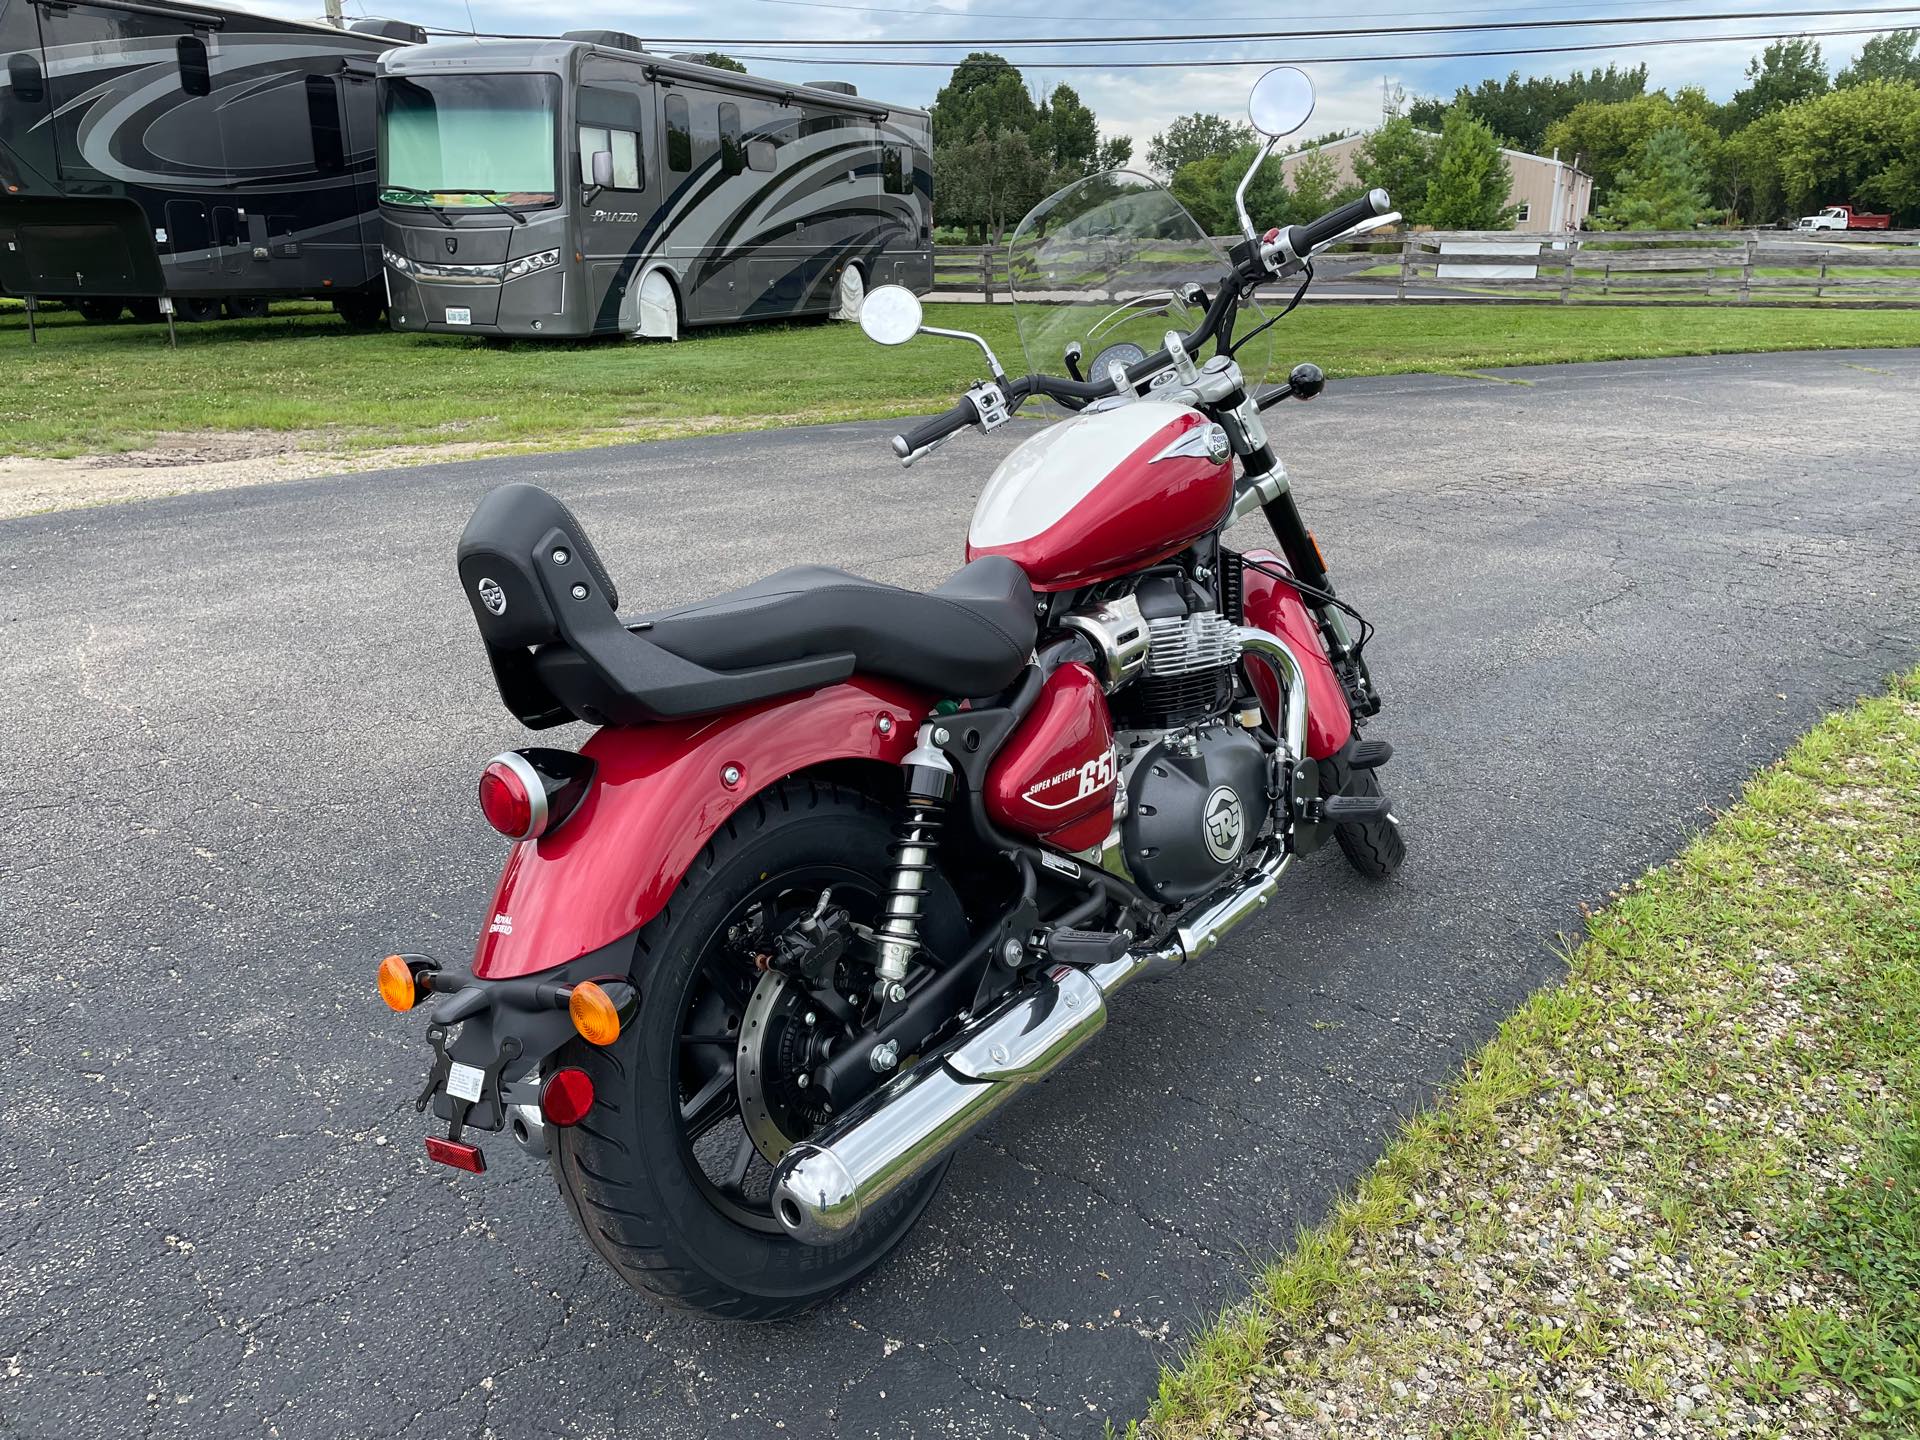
<box><xmin>730</xmin><ymin>0</ymin><xmax>1729</xmax><ymax>20</ymax></box>
<box><xmin>718</xmin><ymin>20</ymin><xmax>1920</xmax><ymax>66</ymax></box>
<box><xmin>645</xmin><ymin>5</ymin><xmax>1920</xmax><ymax>48</ymax></box>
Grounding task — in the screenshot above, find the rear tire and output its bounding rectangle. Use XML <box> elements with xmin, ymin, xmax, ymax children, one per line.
<box><xmin>173</xmin><ymin>296</ymin><xmax>221</xmax><ymax>323</ymax></box>
<box><xmin>1334</xmin><ymin>765</ymin><xmax>1405</xmax><ymax>880</ymax></box>
<box><xmin>552</xmin><ymin>779</ymin><xmax>965</xmax><ymax>1320</ymax></box>
<box><xmin>224</xmin><ymin>296</ymin><xmax>270</xmax><ymax>320</ymax></box>
<box><xmin>76</xmin><ymin>299</ymin><xmax>125</xmax><ymax>323</ymax></box>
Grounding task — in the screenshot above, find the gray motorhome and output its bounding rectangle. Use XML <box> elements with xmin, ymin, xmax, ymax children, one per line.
<box><xmin>375</xmin><ymin>33</ymin><xmax>931</xmax><ymax>340</ymax></box>
<box><xmin>0</xmin><ymin>0</ymin><xmax>421</xmax><ymax>324</ymax></box>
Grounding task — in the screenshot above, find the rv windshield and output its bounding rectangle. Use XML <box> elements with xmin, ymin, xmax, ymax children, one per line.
<box><xmin>379</xmin><ymin>74</ymin><xmax>559</xmax><ymax>209</ymax></box>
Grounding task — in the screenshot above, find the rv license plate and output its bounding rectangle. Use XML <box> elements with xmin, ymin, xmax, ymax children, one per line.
<box><xmin>445</xmin><ymin>1061</ymin><xmax>486</xmax><ymax>1103</ymax></box>
<box><xmin>445</xmin><ymin>307</ymin><xmax>472</xmax><ymax>326</ymax></box>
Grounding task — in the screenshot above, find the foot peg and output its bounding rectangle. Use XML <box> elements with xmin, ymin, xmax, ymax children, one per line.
<box><xmin>1045</xmin><ymin>927</ymin><xmax>1132</xmax><ymax>965</ymax></box>
<box><xmin>1321</xmin><ymin>794</ymin><xmax>1391</xmax><ymax>824</ymax></box>
<box><xmin>1347</xmin><ymin>739</ymin><xmax>1393</xmax><ymax>770</ymax></box>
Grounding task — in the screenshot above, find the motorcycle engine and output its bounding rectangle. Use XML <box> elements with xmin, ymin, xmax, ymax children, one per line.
<box><xmin>1065</xmin><ymin>572</ymin><xmax>1277</xmax><ymax>905</ymax></box>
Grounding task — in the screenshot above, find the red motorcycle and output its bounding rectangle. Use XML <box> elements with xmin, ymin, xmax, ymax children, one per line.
<box><xmin>380</xmin><ymin>68</ymin><xmax>1406</xmax><ymax>1319</ymax></box>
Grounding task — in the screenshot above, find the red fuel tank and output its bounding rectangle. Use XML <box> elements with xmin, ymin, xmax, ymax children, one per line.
<box><xmin>983</xmin><ymin>662</ymin><xmax>1116</xmax><ymax>853</ymax></box>
<box><xmin>966</xmin><ymin>402</ymin><xmax>1232</xmax><ymax>592</ymax></box>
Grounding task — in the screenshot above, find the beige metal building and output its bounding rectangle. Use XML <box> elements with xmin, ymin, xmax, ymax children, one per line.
<box><xmin>1278</xmin><ymin>130</ymin><xmax>1594</xmax><ymax>232</ymax></box>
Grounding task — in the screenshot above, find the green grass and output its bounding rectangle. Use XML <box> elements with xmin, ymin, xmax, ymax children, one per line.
<box><xmin>1143</xmin><ymin>670</ymin><xmax>1920</xmax><ymax>1439</ymax></box>
<box><xmin>2</xmin><ymin>297</ymin><xmax>1916</xmax><ymax>460</ymax></box>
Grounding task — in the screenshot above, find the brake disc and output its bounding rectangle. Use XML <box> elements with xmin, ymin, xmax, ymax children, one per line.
<box><xmin>736</xmin><ymin>971</ymin><xmax>835</xmax><ymax>1164</ymax></box>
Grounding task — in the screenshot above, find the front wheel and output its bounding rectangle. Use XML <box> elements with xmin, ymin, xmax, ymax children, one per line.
<box><xmin>551</xmin><ymin>779</ymin><xmax>966</xmax><ymax>1319</ymax></box>
<box><xmin>1334</xmin><ymin>765</ymin><xmax>1405</xmax><ymax>880</ymax></box>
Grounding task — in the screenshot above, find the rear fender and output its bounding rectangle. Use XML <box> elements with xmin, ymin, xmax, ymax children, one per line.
<box><xmin>473</xmin><ymin>676</ymin><xmax>934</xmax><ymax>980</ymax></box>
<box><xmin>1240</xmin><ymin>548</ymin><xmax>1353</xmax><ymax>760</ymax></box>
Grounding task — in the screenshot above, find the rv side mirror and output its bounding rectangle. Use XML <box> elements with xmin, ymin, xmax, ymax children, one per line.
<box><xmin>591</xmin><ymin>150</ymin><xmax>615</xmax><ymax>190</ymax></box>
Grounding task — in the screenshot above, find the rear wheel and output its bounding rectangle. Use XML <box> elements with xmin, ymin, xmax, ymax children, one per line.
<box><xmin>76</xmin><ymin>299</ymin><xmax>125</xmax><ymax>323</ymax></box>
<box><xmin>552</xmin><ymin>780</ymin><xmax>965</xmax><ymax>1320</ymax></box>
<box><xmin>1334</xmin><ymin>765</ymin><xmax>1405</xmax><ymax>880</ymax></box>
<box><xmin>173</xmin><ymin>296</ymin><xmax>221</xmax><ymax>323</ymax></box>
<box><xmin>224</xmin><ymin>296</ymin><xmax>270</xmax><ymax>320</ymax></box>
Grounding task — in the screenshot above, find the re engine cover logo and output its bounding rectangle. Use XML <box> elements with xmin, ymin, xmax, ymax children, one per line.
<box><xmin>1203</xmin><ymin>785</ymin><xmax>1245</xmax><ymax>863</ymax></box>
<box><xmin>477</xmin><ymin>577</ymin><xmax>508</xmax><ymax>616</ymax></box>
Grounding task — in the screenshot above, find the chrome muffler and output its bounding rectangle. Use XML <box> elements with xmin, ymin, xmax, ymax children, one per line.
<box><xmin>770</xmin><ymin>848</ymin><xmax>1291</xmax><ymax>1244</ymax></box>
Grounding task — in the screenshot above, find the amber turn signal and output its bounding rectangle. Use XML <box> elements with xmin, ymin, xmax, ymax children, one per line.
<box><xmin>569</xmin><ymin>981</ymin><xmax>621</xmax><ymax>1046</ymax></box>
<box><xmin>377</xmin><ymin>954</ymin><xmax>417</xmax><ymax>1012</ymax></box>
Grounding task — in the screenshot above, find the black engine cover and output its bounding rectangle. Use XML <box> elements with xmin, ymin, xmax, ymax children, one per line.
<box><xmin>1122</xmin><ymin>725</ymin><xmax>1272</xmax><ymax>904</ymax></box>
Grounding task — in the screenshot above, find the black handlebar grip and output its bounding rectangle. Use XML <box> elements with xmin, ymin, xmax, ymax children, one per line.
<box><xmin>891</xmin><ymin>395</ymin><xmax>980</xmax><ymax>458</ymax></box>
<box><xmin>1299</xmin><ymin>188</ymin><xmax>1393</xmax><ymax>253</ymax></box>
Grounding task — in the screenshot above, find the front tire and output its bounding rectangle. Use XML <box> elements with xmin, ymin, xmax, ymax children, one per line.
<box><xmin>1334</xmin><ymin>765</ymin><xmax>1405</xmax><ymax>879</ymax></box>
<box><xmin>552</xmin><ymin>779</ymin><xmax>965</xmax><ymax>1320</ymax></box>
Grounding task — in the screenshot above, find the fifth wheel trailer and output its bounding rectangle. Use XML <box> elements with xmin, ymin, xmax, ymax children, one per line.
<box><xmin>0</xmin><ymin>0</ymin><xmax>421</xmax><ymax>324</ymax></box>
<box><xmin>375</xmin><ymin>33</ymin><xmax>933</xmax><ymax>339</ymax></box>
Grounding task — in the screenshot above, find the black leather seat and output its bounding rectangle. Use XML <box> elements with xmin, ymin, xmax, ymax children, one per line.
<box><xmin>633</xmin><ymin>557</ymin><xmax>1039</xmax><ymax>699</ymax></box>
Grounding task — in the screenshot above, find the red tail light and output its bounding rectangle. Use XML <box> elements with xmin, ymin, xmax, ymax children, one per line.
<box><xmin>425</xmin><ymin>1136</ymin><xmax>486</xmax><ymax>1172</ymax></box>
<box><xmin>477</xmin><ymin>749</ymin><xmax>593</xmax><ymax>841</ymax></box>
<box><xmin>539</xmin><ymin>1067</ymin><xmax>595</xmax><ymax>1126</ymax></box>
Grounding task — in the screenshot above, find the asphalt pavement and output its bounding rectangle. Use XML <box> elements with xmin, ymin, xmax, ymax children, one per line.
<box><xmin>3</xmin><ymin>348</ymin><xmax>1917</xmax><ymax>1440</ymax></box>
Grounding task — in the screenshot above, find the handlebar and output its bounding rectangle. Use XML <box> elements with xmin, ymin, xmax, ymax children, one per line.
<box><xmin>1262</xmin><ymin>188</ymin><xmax>1392</xmax><ymax>272</ymax></box>
<box><xmin>889</xmin><ymin>190</ymin><xmax>1391</xmax><ymax>460</ymax></box>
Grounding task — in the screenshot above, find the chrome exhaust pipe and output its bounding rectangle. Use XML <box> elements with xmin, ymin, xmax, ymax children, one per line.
<box><xmin>770</xmin><ymin>848</ymin><xmax>1291</xmax><ymax>1244</ymax></box>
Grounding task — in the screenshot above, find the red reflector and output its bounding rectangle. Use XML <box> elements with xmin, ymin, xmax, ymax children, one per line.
<box><xmin>425</xmin><ymin>1136</ymin><xmax>487</xmax><ymax>1173</ymax></box>
<box><xmin>478</xmin><ymin>760</ymin><xmax>536</xmax><ymax>839</ymax></box>
<box><xmin>539</xmin><ymin>1067</ymin><xmax>595</xmax><ymax>1127</ymax></box>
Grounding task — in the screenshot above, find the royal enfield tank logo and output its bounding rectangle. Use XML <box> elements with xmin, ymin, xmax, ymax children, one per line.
<box><xmin>476</xmin><ymin>577</ymin><xmax>507</xmax><ymax>616</ymax></box>
<box><xmin>1205</xmin><ymin>424</ymin><xmax>1231</xmax><ymax>465</ymax></box>
<box><xmin>1203</xmin><ymin>786</ymin><xmax>1245</xmax><ymax>863</ymax></box>
<box><xmin>1020</xmin><ymin>747</ymin><xmax>1117</xmax><ymax>811</ymax></box>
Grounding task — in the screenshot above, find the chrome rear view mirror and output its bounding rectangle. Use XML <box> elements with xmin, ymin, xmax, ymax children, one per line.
<box><xmin>858</xmin><ymin>285</ymin><xmax>923</xmax><ymax>346</ymax></box>
<box><xmin>1248</xmin><ymin>67</ymin><xmax>1315</xmax><ymax>139</ymax></box>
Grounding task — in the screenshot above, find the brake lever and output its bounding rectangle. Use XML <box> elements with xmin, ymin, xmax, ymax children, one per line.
<box><xmin>897</xmin><ymin>431</ymin><xmax>958</xmax><ymax>469</ymax></box>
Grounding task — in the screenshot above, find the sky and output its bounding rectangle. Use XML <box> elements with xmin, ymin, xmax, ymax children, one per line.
<box><xmin>229</xmin><ymin>0</ymin><xmax>1898</xmax><ymax>158</ymax></box>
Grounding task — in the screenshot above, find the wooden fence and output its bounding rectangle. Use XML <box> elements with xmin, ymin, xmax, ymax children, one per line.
<box><xmin>932</xmin><ymin>229</ymin><xmax>1920</xmax><ymax>308</ymax></box>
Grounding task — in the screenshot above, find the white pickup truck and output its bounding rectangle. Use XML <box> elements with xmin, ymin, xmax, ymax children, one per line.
<box><xmin>1795</xmin><ymin>204</ymin><xmax>1894</xmax><ymax>231</ymax></box>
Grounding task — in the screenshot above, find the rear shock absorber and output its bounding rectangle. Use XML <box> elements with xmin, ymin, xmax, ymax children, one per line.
<box><xmin>873</xmin><ymin>724</ymin><xmax>956</xmax><ymax>999</ymax></box>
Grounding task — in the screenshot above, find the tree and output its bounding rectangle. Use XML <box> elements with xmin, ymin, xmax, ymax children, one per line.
<box><xmin>931</xmin><ymin>52</ymin><xmax>1037</xmax><ymax>146</ymax></box>
<box><xmin>1595</xmin><ymin>126</ymin><xmax>1722</xmax><ymax>229</ymax></box>
<box><xmin>1094</xmin><ymin>135</ymin><xmax>1133</xmax><ymax>171</ymax></box>
<box><xmin>1768</xmin><ymin>79</ymin><xmax>1920</xmax><ymax>223</ymax></box>
<box><xmin>1423</xmin><ymin>103</ymin><xmax>1515</xmax><ymax>229</ymax></box>
<box><xmin>1285</xmin><ymin>146</ymin><xmax>1349</xmax><ymax>220</ymax></box>
<box><xmin>694</xmin><ymin>52</ymin><xmax>746</xmax><ymax>74</ymax></box>
<box><xmin>1170</xmin><ymin>144</ymin><xmax>1290</xmax><ymax>235</ymax></box>
<box><xmin>1837</xmin><ymin>31</ymin><xmax>1920</xmax><ymax>88</ymax></box>
<box><xmin>1353</xmin><ymin>115</ymin><xmax>1437</xmax><ymax>225</ymax></box>
<box><xmin>1037</xmin><ymin>82</ymin><xmax>1098</xmax><ymax>174</ymax></box>
<box><xmin>1404</xmin><ymin>64</ymin><xmax>1648</xmax><ymax>153</ymax></box>
<box><xmin>1728</xmin><ymin>38</ymin><xmax>1828</xmax><ymax>127</ymax></box>
<box><xmin>1543</xmin><ymin>93</ymin><xmax>1723</xmax><ymax>197</ymax></box>
<box><xmin>1146</xmin><ymin>113</ymin><xmax>1253</xmax><ymax>178</ymax></box>
<box><xmin>934</xmin><ymin>128</ymin><xmax>1053</xmax><ymax>243</ymax></box>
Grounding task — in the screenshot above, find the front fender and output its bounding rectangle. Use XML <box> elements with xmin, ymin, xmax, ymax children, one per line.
<box><xmin>1239</xmin><ymin>548</ymin><xmax>1353</xmax><ymax>760</ymax></box>
<box><xmin>472</xmin><ymin>676</ymin><xmax>935</xmax><ymax>979</ymax></box>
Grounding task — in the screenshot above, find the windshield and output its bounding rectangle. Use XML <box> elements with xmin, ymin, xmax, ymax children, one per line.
<box><xmin>1007</xmin><ymin>170</ymin><xmax>1271</xmax><ymax>399</ymax></box>
<box><xmin>379</xmin><ymin>74</ymin><xmax>559</xmax><ymax>209</ymax></box>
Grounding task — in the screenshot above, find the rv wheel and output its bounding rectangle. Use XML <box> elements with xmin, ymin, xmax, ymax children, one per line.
<box><xmin>224</xmin><ymin>297</ymin><xmax>270</xmax><ymax>320</ymax></box>
<box><xmin>174</xmin><ymin>297</ymin><xmax>221</xmax><ymax>323</ymax></box>
<box><xmin>332</xmin><ymin>294</ymin><xmax>387</xmax><ymax>329</ymax></box>
<box><xmin>77</xmin><ymin>299</ymin><xmax>126</xmax><ymax>324</ymax></box>
<box><xmin>834</xmin><ymin>263</ymin><xmax>866</xmax><ymax>321</ymax></box>
<box><xmin>125</xmin><ymin>300</ymin><xmax>162</xmax><ymax>324</ymax></box>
